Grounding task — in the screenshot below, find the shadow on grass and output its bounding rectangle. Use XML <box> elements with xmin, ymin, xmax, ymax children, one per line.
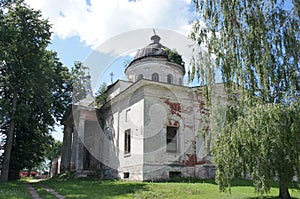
<box><xmin>157</xmin><ymin>177</ymin><xmax>254</xmax><ymax>187</ymax></box>
<box><xmin>154</xmin><ymin>177</ymin><xmax>217</xmax><ymax>184</ymax></box>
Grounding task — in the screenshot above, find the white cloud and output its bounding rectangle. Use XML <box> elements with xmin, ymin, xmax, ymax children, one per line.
<box><xmin>25</xmin><ymin>0</ymin><xmax>194</xmax><ymax>49</ymax></box>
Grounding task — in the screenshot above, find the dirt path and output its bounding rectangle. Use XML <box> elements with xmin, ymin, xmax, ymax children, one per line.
<box><xmin>25</xmin><ymin>183</ymin><xmax>42</xmax><ymax>199</ymax></box>
<box><xmin>39</xmin><ymin>184</ymin><xmax>65</xmax><ymax>199</ymax></box>
<box><xmin>26</xmin><ymin>183</ymin><xmax>65</xmax><ymax>199</ymax></box>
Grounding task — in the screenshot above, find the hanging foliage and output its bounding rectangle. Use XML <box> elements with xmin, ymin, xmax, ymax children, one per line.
<box><xmin>190</xmin><ymin>1</ymin><xmax>300</xmax><ymax>198</ymax></box>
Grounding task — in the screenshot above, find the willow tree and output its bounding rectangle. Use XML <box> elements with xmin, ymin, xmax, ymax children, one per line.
<box><xmin>190</xmin><ymin>0</ymin><xmax>299</xmax><ymax>198</ymax></box>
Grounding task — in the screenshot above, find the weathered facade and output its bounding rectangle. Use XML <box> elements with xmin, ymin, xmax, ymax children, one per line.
<box><xmin>60</xmin><ymin>34</ymin><xmax>224</xmax><ymax>180</ymax></box>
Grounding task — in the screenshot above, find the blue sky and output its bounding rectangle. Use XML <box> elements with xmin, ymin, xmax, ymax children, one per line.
<box><xmin>24</xmin><ymin>0</ymin><xmax>196</xmax><ymax>140</ymax></box>
<box><xmin>48</xmin><ymin>36</ymin><xmax>92</xmax><ymax>69</ymax></box>
<box><xmin>29</xmin><ymin>0</ymin><xmax>196</xmax><ymax>87</ymax></box>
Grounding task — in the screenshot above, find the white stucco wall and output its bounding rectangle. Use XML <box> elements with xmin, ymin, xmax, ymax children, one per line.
<box><xmin>99</xmin><ymin>79</ymin><xmax>224</xmax><ymax>181</ymax></box>
<box><xmin>118</xmin><ymin>98</ymin><xmax>144</xmax><ymax>181</ymax></box>
<box><xmin>101</xmin><ymin>83</ymin><xmax>146</xmax><ymax>180</ymax></box>
<box><xmin>125</xmin><ymin>57</ymin><xmax>184</xmax><ymax>85</ymax></box>
<box><xmin>141</xmin><ymin>82</ymin><xmax>208</xmax><ymax>180</ymax></box>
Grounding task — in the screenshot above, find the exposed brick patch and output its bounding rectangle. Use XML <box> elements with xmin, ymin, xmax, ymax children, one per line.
<box><xmin>168</xmin><ymin>119</ymin><xmax>180</xmax><ymax>127</ymax></box>
<box><xmin>184</xmin><ymin>124</ymin><xmax>193</xmax><ymax>129</ymax></box>
<box><xmin>163</xmin><ymin>99</ymin><xmax>182</xmax><ymax>117</ymax></box>
<box><xmin>183</xmin><ymin>154</ymin><xmax>212</xmax><ymax>166</ymax></box>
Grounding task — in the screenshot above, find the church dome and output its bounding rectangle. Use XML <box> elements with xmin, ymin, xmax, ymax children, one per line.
<box><xmin>125</xmin><ymin>34</ymin><xmax>185</xmax><ymax>85</ymax></box>
<box><xmin>131</xmin><ymin>35</ymin><xmax>167</xmax><ymax>62</ymax></box>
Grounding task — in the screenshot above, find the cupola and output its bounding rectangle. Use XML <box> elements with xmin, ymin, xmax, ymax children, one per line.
<box><xmin>125</xmin><ymin>34</ymin><xmax>185</xmax><ymax>86</ymax></box>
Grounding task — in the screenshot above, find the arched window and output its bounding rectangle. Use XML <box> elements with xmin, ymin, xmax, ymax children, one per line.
<box><xmin>151</xmin><ymin>73</ymin><xmax>159</xmax><ymax>82</ymax></box>
<box><xmin>179</xmin><ymin>78</ymin><xmax>182</xmax><ymax>86</ymax></box>
<box><xmin>137</xmin><ymin>74</ymin><xmax>143</xmax><ymax>81</ymax></box>
<box><xmin>167</xmin><ymin>74</ymin><xmax>173</xmax><ymax>84</ymax></box>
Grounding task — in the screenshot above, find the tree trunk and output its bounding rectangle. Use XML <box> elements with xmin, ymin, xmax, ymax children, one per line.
<box><xmin>279</xmin><ymin>180</ymin><xmax>291</xmax><ymax>199</ymax></box>
<box><xmin>9</xmin><ymin>168</ymin><xmax>20</xmax><ymax>181</ymax></box>
<box><xmin>27</xmin><ymin>167</ymin><xmax>32</xmax><ymax>177</ymax></box>
<box><xmin>0</xmin><ymin>90</ymin><xmax>17</xmax><ymax>182</ymax></box>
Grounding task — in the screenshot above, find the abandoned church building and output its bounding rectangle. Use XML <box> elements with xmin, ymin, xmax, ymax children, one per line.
<box><xmin>59</xmin><ymin>34</ymin><xmax>225</xmax><ymax>181</ymax></box>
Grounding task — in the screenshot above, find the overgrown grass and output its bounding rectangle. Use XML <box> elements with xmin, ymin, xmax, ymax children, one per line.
<box><xmin>40</xmin><ymin>178</ymin><xmax>300</xmax><ymax>199</ymax></box>
<box><xmin>0</xmin><ymin>181</ymin><xmax>31</xmax><ymax>199</ymax></box>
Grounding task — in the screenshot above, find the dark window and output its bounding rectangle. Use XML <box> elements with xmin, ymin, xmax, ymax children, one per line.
<box><xmin>124</xmin><ymin>129</ymin><xmax>131</xmax><ymax>155</ymax></box>
<box><xmin>166</xmin><ymin>126</ymin><xmax>178</xmax><ymax>152</ymax></box>
<box><xmin>124</xmin><ymin>172</ymin><xmax>130</xmax><ymax>179</ymax></box>
<box><xmin>151</xmin><ymin>73</ymin><xmax>159</xmax><ymax>82</ymax></box>
<box><xmin>167</xmin><ymin>74</ymin><xmax>173</xmax><ymax>84</ymax></box>
<box><xmin>137</xmin><ymin>74</ymin><xmax>143</xmax><ymax>80</ymax></box>
<box><xmin>169</xmin><ymin>171</ymin><xmax>181</xmax><ymax>179</ymax></box>
<box><xmin>125</xmin><ymin>109</ymin><xmax>130</xmax><ymax>122</ymax></box>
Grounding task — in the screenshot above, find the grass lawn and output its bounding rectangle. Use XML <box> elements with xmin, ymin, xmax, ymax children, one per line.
<box><xmin>0</xmin><ymin>178</ymin><xmax>299</xmax><ymax>199</ymax></box>
<box><xmin>0</xmin><ymin>181</ymin><xmax>31</xmax><ymax>199</ymax></box>
<box><xmin>39</xmin><ymin>178</ymin><xmax>300</xmax><ymax>199</ymax></box>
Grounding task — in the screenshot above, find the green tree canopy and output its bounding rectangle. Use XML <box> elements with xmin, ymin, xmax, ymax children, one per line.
<box><xmin>95</xmin><ymin>82</ymin><xmax>108</xmax><ymax>108</ymax></box>
<box><xmin>190</xmin><ymin>0</ymin><xmax>299</xmax><ymax>198</ymax></box>
<box><xmin>214</xmin><ymin>101</ymin><xmax>300</xmax><ymax>196</ymax></box>
<box><xmin>70</xmin><ymin>61</ymin><xmax>89</xmax><ymax>103</ymax></box>
<box><xmin>45</xmin><ymin>140</ymin><xmax>62</xmax><ymax>162</ymax></box>
<box><xmin>0</xmin><ymin>0</ymin><xmax>72</xmax><ymax>181</ymax></box>
<box><xmin>164</xmin><ymin>48</ymin><xmax>185</xmax><ymax>67</ymax></box>
<box><xmin>190</xmin><ymin>0</ymin><xmax>299</xmax><ymax>103</ymax></box>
